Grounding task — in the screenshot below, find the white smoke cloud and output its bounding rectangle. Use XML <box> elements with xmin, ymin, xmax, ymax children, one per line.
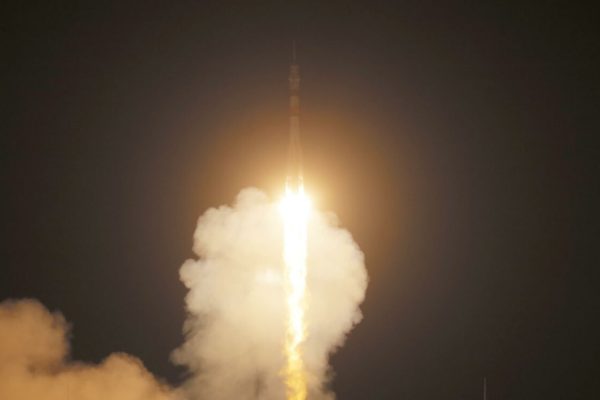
<box><xmin>0</xmin><ymin>299</ymin><xmax>177</xmax><ymax>400</ymax></box>
<box><xmin>172</xmin><ymin>188</ymin><xmax>368</xmax><ymax>400</ymax></box>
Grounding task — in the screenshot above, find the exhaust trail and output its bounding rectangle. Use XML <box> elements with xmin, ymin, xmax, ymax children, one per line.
<box><xmin>279</xmin><ymin>184</ymin><xmax>310</xmax><ymax>400</ymax></box>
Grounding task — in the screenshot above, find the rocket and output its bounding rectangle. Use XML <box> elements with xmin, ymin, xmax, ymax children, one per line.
<box><xmin>287</xmin><ymin>43</ymin><xmax>303</xmax><ymax>188</ymax></box>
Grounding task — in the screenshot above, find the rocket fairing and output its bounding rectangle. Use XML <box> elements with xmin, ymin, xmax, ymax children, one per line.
<box><xmin>287</xmin><ymin>47</ymin><xmax>303</xmax><ymax>188</ymax></box>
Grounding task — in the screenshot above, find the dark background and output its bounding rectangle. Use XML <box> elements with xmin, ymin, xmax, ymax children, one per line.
<box><xmin>3</xmin><ymin>1</ymin><xmax>597</xmax><ymax>399</ymax></box>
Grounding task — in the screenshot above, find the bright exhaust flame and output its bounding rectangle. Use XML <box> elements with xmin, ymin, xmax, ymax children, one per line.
<box><xmin>279</xmin><ymin>183</ymin><xmax>311</xmax><ymax>400</ymax></box>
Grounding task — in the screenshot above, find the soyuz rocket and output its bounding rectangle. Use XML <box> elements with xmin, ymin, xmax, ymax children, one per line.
<box><xmin>287</xmin><ymin>44</ymin><xmax>303</xmax><ymax>189</ymax></box>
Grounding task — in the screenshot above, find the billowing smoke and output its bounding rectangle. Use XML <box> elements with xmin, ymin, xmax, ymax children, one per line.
<box><xmin>0</xmin><ymin>299</ymin><xmax>176</xmax><ymax>400</ymax></box>
<box><xmin>172</xmin><ymin>188</ymin><xmax>368</xmax><ymax>399</ymax></box>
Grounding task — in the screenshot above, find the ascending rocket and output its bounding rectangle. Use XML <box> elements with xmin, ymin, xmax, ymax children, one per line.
<box><xmin>287</xmin><ymin>43</ymin><xmax>303</xmax><ymax>188</ymax></box>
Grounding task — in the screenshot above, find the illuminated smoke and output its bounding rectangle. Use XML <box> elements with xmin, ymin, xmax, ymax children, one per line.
<box><xmin>0</xmin><ymin>299</ymin><xmax>176</xmax><ymax>400</ymax></box>
<box><xmin>172</xmin><ymin>188</ymin><xmax>368</xmax><ymax>399</ymax></box>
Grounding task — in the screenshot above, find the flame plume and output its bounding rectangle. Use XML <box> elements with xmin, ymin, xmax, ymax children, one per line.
<box><xmin>279</xmin><ymin>183</ymin><xmax>311</xmax><ymax>400</ymax></box>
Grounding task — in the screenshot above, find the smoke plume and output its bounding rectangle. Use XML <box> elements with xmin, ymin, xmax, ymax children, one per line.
<box><xmin>172</xmin><ymin>188</ymin><xmax>368</xmax><ymax>399</ymax></box>
<box><xmin>0</xmin><ymin>299</ymin><xmax>176</xmax><ymax>400</ymax></box>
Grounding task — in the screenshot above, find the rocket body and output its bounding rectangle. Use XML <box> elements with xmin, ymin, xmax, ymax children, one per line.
<box><xmin>287</xmin><ymin>60</ymin><xmax>303</xmax><ymax>188</ymax></box>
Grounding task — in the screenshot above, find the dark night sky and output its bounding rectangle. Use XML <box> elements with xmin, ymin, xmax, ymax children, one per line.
<box><xmin>2</xmin><ymin>1</ymin><xmax>598</xmax><ymax>399</ymax></box>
